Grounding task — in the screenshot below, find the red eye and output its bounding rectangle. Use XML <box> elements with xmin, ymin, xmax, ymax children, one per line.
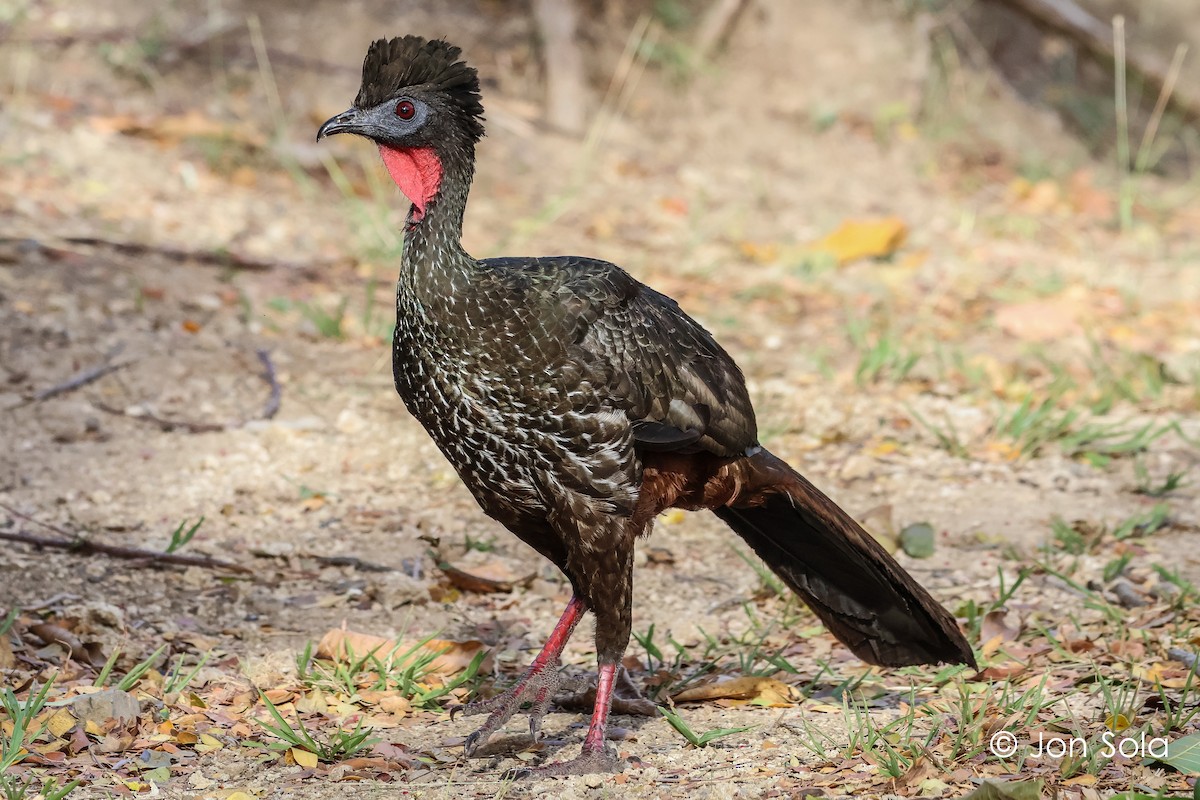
<box><xmin>395</xmin><ymin>100</ymin><xmax>416</xmax><ymax>120</ymax></box>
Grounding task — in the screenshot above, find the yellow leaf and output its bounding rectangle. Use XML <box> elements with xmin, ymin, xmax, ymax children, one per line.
<box><xmin>868</xmin><ymin>440</ymin><xmax>900</xmax><ymax>457</ymax></box>
<box><xmin>196</xmin><ymin>733</ymin><xmax>224</xmax><ymax>753</ymax></box>
<box><xmin>226</xmin><ymin>792</ymin><xmax>256</xmax><ymax>800</ymax></box>
<box><xmin>291</xmin><ymin>748</ymin><xmax>319</xmax><ymax>768</ymax></box>
<box><xmin>672</xmin><ymin>676</ymin><xmax>799</xmax><ymax>707</ymax></box>
<box><xmin>658</xmin><ymin>509</ymin><xmax>686</xmax><ymax>525</ymax></box>
<box><xmin>84</xmin><ymin>719</ymin><xmax>104</xmax><ymax>736</ymax></box>
<box><xmin>46</xmin><ymin>709</ymin><xmax>76</xmax><ymax>738</ymax></box>
<box><xmin>809</xmin><ymin>217</ymin><xmax>907</xmax><ymax>266</ymax></box>
<box><xmin>737</xmin><ymin>241</ymin><xmax>779</xmax><ymax>263</ymax></box>
<box><xmin>1106</xmin><ymin>713</ymin><xmax>1131</xmax><ymax>732</ymax></box>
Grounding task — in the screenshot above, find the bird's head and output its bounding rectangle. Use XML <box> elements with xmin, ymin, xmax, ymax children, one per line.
<box><xmin>317</xmin><ymin>36</ymin><xmax>485</xmax><ymax>223</ymax></box>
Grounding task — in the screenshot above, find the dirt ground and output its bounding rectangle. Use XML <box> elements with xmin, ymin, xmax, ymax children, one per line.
<box><xmin>2</xmin><ymin>1</ymin><xmax>1199</xmax><ymax>798</ymax></box>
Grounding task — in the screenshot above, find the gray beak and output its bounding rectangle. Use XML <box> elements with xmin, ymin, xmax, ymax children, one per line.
<box><xmin>316</xmin><ymin>108</ymin><xmax>361</xmax><ymax>141</ymax></box>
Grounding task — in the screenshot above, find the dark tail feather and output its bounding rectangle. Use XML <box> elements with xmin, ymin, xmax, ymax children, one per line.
<box><xmin>713</xmin><ymin>449</ymin><xmax>976</xmax><ymax>669</ymax></box>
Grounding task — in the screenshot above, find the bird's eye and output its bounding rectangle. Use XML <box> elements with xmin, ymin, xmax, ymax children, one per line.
<box><xmin>395</xmin><ymin>100</ymin><xmax>416</xmax><ymax>120</ymax></box>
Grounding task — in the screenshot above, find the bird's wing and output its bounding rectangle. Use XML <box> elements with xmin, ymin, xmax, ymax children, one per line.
<box><xmin>485</xmin><ymin>256</ymin><xmax>759</xmax><ymax>459</ymax></box>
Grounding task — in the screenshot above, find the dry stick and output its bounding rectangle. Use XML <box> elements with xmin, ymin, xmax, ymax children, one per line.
<box><xmin>532</xmin><ymin>0</ymin><xmax>587</xmax><ymax>136</ymax></box>
<box><xmin>33</xmin><ymin>360</ymin><xmax>130</xmax><ymax>403</ymax></box>
<box><xmin>91</xmin><ymin>348</ymin><xmax>281</xmax><ymax>433</ymax></box>
<box><xmin>256</xmin><ymin>348</ymin><xmax>281</xmax><ymax>420</ymax></box>
<box><xmin>0</xmin><ymin>529</ymin><xmax>251</xmax><ymax>573</ymax></box>
<box><xmin>995</xmin><ymin>0</ymin><xmax>1200</xmax><ymax>123</ymax></box>
<box><xmin>693</xmin><ymin>0</ymin><xmax>751</xmax><ymax>62</ymax></box>
<box><xmin>0</xmin><ymin>503</ymin><xmax>250</xmax><ymax>573</ymax></box>
<box><xmin>11</xmin><ymin>344</ymin><xmax>133</xmax><ymax>411</ymax></box>
<box><xmin>91</xmin><ymin>401</ymin><xmax>227</xmax><ymax>434</ymax></box>
<box><xmin>0</xmin><ymin>235</ymin><xmax>334</xmax><ymax>275</ymax></box>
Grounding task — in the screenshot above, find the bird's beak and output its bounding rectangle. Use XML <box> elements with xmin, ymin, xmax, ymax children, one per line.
<box><xmin>316</xmin><ymin>108</ymin><xmax>361</xmax><ymax>142</ymax></box>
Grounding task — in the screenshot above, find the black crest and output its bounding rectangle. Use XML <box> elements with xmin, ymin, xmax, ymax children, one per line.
<box><xmin>355</xmin><ymin>36</ymin><xmax>485</xmax><ymax>142</ymax></box>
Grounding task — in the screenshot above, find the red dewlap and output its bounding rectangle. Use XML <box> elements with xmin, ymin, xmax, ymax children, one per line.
<box><xmin>378</xmin><ymin>145</ymin><xmax>443</xmax><ymax>222</ymax></box>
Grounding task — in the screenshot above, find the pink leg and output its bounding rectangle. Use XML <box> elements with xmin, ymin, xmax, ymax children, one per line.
<box><xmin>514</xmin><ymin>661</ymin><xmax>622</xmax><ymax>777</ymax></box>
<box><xmin>580</xmin><ymin>662</ymin><xmax>617</xmax><ymax>754</ymax></box>
<box><xmin>458</xmin><ymin>595</ymin><xmax>585</xmax><ymax>755</ymax></box>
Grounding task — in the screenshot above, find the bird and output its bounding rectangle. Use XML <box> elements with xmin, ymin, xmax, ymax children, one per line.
<box><xmin>317</xmin><ymin>35</ymin><xmax>976</xmax><ymax>777</ymax></box>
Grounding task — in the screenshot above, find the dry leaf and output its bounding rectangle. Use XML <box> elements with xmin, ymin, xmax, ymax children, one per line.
<box><xmin>808</xmin><ymin>217</ymin><xmax>907</xmax><ymax>265</ymax></box>
<box><xmin>994</xmin><ymin>293</ymin><xmax>1086</xmax><ymax>342</ymax></box>
<box><xmin>291</xmin><ymin>748</ymin><xmax>319</xmax><ymax>768</ymax></box>
<box><xmin>672</xmin><ymin>676</ymin><xmax>799</xmax><ymax>707</ymax></box>
<box><xmin>45</xmin><ymin>709</ymin><xmax>76</xmax><ymax>738</ymax></box>
<box><xmin>196</xmin><ymin>733</ymin><xmax>223</xmax><ymax>753</ymax></box>
<box><xmin>980</xmin><ymin>608</ymin><xmax>1022</xmax><ymax>658</ymax></box>
<box><xmin>0</xmin><ymin>632</ymin><xmax>13</xmax><ymax>670</ymax></box>
<box><xmin>316</xmin><ymin>628</ymin><xmax>490</xmax><ymax>675</ymax></box>
<box><xmin>975</xmin><ymin>661</ymin><xmax>1027</xmax><ymax>680</ymax></box>
<box><xmin>438</xmin><ymin>562</ymin><xmax>513</xmax><ymax>594</ymax></box>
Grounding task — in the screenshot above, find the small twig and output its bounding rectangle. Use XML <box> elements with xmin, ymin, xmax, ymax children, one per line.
<box><xmin>256</xmin><ymin>349</ymin><xmax>281</xmax><ymax>420</ymax></box>
<box><xmin>9</xmin><ymin>345</ymin><xmax>134</xmax><ymax>410</ymax></box>
<box><xmin>314</xmin><ymin>555</ymin><xmax>395</xmax><ymax>573</ymax></box>
<box><xmin>91</xmin><ymin>401</ymin><xmax>228</xmax><ymax>433</ymax></box>
<box><xmin>694</xmin><ymin>0</ymin><xmax>751</xmax><ymax>62</ymax></box>
<box><xmin>90</xmin><ymin>349</ymin><xmax>283</xmax><ymax>433</ymax></box>
<box><xmin>1167</xmin><ymin>647</ymin><xmax>1198</xmax><ymax>672</ymax></box>
<box><xmin>0</xmin><ymin>528</ymin><xmax>250</xmax><ymax>574</ymax></box>
<box><xmin>0</xmin><ymin>235</ymin><xmax>336</xmax><ymax>275</ymax></box>
<box><xmin>1</xmin><ymin>502</ymin><xmax>80</xmax><ymax>540</ymax></box>
<box><xmin>0</xmin><ymin>502</ymin><xmax>249</xmax><ymax>573</ymax></box>
<box><xmin>34</xmin><ymin>361</ymin><xmax>128</xmax><ymax>402</ymax></box>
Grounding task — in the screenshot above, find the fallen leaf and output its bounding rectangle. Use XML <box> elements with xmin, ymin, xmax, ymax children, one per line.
<box><xmin>1152</xmin><ymin>730</ymin><xmax>1200</xmax><ymax>775</ymax></box>
<box><xmin>45</xmin><ymin>709</ymin><xmax>76</xmax><ymax>738</ymax></box>
<box><xmin>438</xmin><ymin>562</ymin><xmax>513</xmax><ymax>594</ymax></box>
<box><xmin>672</xmin><ymin>676</ymin><xmax>799</xmax><ymax>707</ymax></box>
<box><xmin>196</xmin><ymin>733</ymin><xmax>223</xmax><ymax>753</ymax></box>
<box><xmin>994</xmin><ymin>295</ymin><xmax>1084</xmax><ymax>342</ymax></box>
<box><xmin>738</xmin><ymin>241</ymin><xmax>779</xmax><ymax>263</ymax></box>
<box><xmin>980</xmin><ymin>608</ymin><xmax>1022</xmax><ymax>658</ymax></box>
<box><xmin>0</xmin><ymin>632</ymin><xmax>13</xmax><ymax>670</ymax></box>
<box><xmin>974</xmin><ymin>661</ymin><xmax>1026</xmax><ymax>681</ymax></box>
<box><xmin>959</xmin><ymin>779</ymin><xmax>1044</xmax><ymax>800</ymax></box>
<box><xmin>808</xmin><ymin>217</ymin><xmax>906</xmax><ymax>265</ymax></box>
<box><xmin>292</xmin><ymin>748</ymin><xmax>319</xmax><ymax>768</ymax></box>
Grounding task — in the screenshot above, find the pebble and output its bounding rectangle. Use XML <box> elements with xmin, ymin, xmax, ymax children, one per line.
<box><xmin>71</xmin><ymin>688</ymin><xmax>139</xmax><ymax>727</ymax></box>
<box><xmin>335</xmin><ymin>408</ymin><xmax>367</xmax><ymax>435</ymax></box>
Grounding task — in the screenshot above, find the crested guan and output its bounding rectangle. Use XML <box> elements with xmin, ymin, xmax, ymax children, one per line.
<box><xmin>318</xmin><ymin>36</ymin><xmax>976</xmax><ymax>777</ymax></box>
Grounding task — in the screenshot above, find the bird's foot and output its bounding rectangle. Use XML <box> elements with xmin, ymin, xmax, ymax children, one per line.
<box><xmin>554</xmin><ymin>665</ymin><xmax>657</xmax><ymax>716</ymax></box>
<box><xmin>454</xmin><ymin>658</ymin><xmax>562</xmax><ymax>756</ymax></box>
<box><xmin>507</xmin><ymin>743</ymin><xmax>623</xmax><ymax>779</ymax></box>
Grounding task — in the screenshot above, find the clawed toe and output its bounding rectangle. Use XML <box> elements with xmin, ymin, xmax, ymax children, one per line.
<box><xmin>458</xmin><ymin>660</ymin><xmax>563</xmax><ymax>756</ymax></box>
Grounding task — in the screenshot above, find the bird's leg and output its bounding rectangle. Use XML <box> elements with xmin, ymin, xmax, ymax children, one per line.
<box><xmin>458</xmin><ymin>594</ymin><xmax>585</xmax><ymax>755</ymax></box>
<box><xmin>517</xmin><ymin>660</ymin><xmax>621</xmax><ymax>776</ymax></box>
<box><xmin>514</xmin><ymin>536</ymin><xmax>633</xmax><ymax>777</ymax></box>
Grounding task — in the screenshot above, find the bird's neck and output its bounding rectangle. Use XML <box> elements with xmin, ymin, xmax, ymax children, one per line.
<box><xmin>388</xmin><ymin>145</ymin><xmax>476</xmax><ymax>299</ymax></box>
